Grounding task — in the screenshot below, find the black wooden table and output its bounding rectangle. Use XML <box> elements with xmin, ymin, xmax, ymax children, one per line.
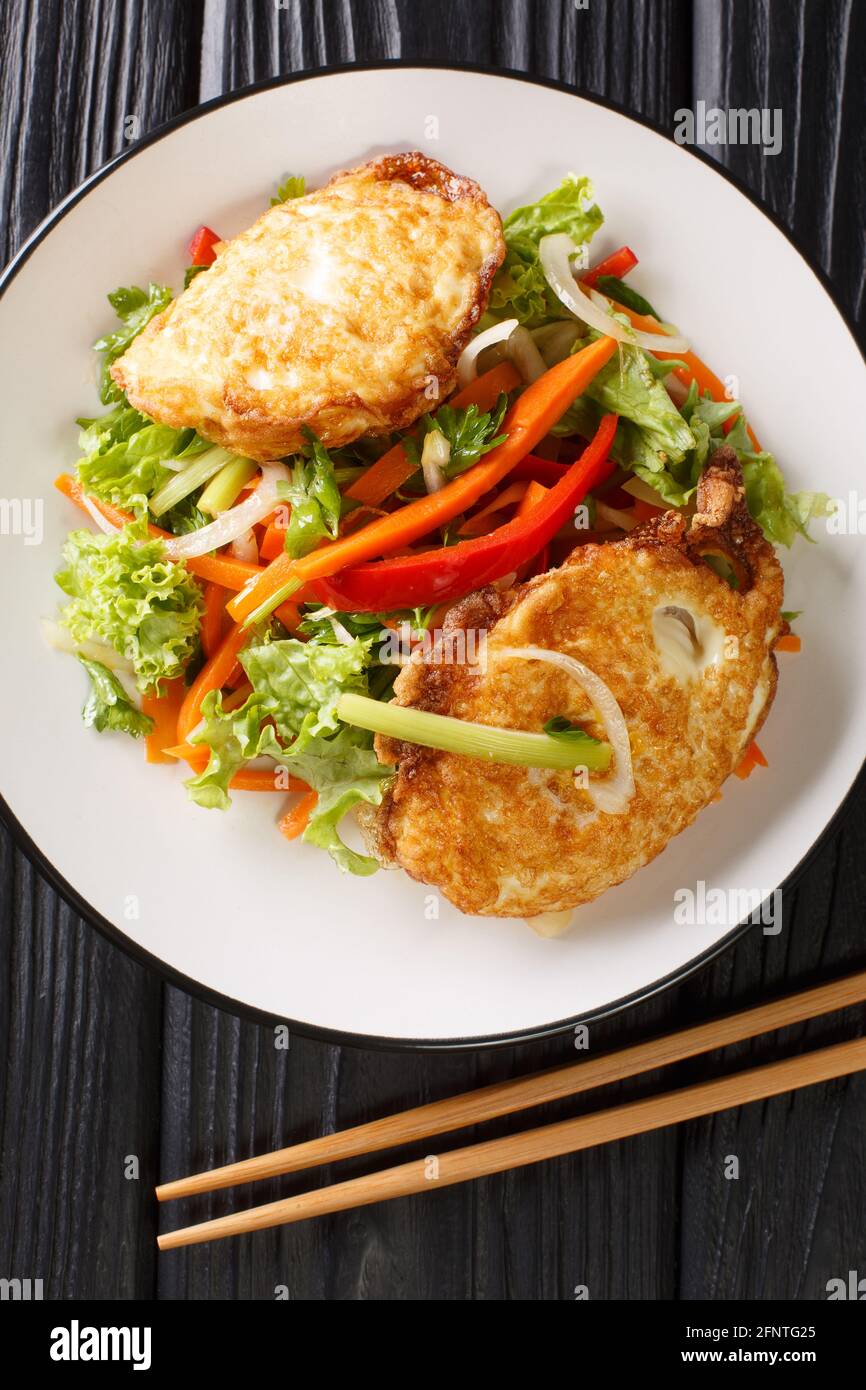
<box><xmin>1</xmin><ymin>0</ymin><xmax>864</xmax><ymax>1301</ymax></box>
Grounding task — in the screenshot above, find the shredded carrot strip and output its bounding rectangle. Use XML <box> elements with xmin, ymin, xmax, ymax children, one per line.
<box><xmin>201</xmin><ymin>582</ymin><xmax>227</xmax><ymax>658</ymax></box>
<box><xmin>55</xmin><ymin>474</ymin><xmax>264</xmax><ymax>591</ymax></box>
<box><xmin>734</xmin><ymin>739</ymin><xmax>768</xmax><ymax>780</ymax></box>
<box><xmin>177</xmin><ymin>624</ymin><xmax>249</xmax><ymax>744</ymax></box>
<box><xmin>516</xmin><ymin>479</ymin><xmax>548</xmax><ymax>517</ymax></box>
<box><xmin>279</xmin><ymin>790</ymin><xmax>319</xmax><ymax>839</ymax></box>
<box><xmin>776</xmin><ymin>634</ymin><xmax>801</xmax><ymax>653</ymax></box>
<box><xmin>260</xmin><ymin>518</ymin><xmax>287</xmax><ymax>561</ymax></box>
<box><xmin>458</xmin><ymin>481</ymin><xmax>529</xmax><ymax>536</ymax></box>
<box><xmin>163</xmin><ymin>743</ymin><xmax>310</xmax><ymax>793</ymax></box>
<box><xmin>142</xmin><ymin>679</ymin><xmax>185</xmax><ymax>765</ymax></box>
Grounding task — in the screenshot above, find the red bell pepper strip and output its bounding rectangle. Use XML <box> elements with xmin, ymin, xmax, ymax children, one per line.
<box><xmin>582</xmin><ymin>246</ymin><xmax>638</xmax><ymax>288</ymax></box>
<box><xmin>228</xmin><ymin>335</ymin><xmax>618</xmax><ymax>625</ymax></box>
<box><xmin>511</xmin><ymin>455</ymin><xmax>570</xmax><ymax>487</ymax></box>
<box><xmin>311</xmin><ymin>414</ymin><xmax>617</xmax><ymax>611</ymax></box>
<box><xmin>187</xmin><ymin>225</ymin><xmax>221</xmax><ymax>266</ymax></box>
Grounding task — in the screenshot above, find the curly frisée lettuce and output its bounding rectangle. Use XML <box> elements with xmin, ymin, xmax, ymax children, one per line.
<box><xmin>187</xmin><ymin>635</ymin><xmax>392</xmax><ymax>874</ymax></box>
<box><xmin>56</xmin><ymin>520</ymin><xmax>203</xmax><ymax>693</ymax></box>
<box><xmin>485</xmin><ymin>175</ymin><xmax>603</xmax><ymax>329</ymax></box>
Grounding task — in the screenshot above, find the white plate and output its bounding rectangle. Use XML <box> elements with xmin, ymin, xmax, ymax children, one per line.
<box><xmin>1</xmin><ymin>67</ymin><xmax>863</xmax><ymax>1048</ymax></box>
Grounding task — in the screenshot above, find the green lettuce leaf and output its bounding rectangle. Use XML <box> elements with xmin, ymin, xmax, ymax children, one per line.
<box><xmin>187</xmin><ymin>691</ymin><xmax>283</xmax><ymax>810</ymax></box>
<box><xmin>76</xmin><ymin>404</ymin><xmax>210</xmax><ymax>511</ymax></box>
<box><xmin>553</xmin><ymin>342</ymin><xmax>697</xmax><ymax>488</ymax></box>
<box><xmin>183</xmin><ymin>263</ymin><xmax>209</xmax><ymax>289</ymax></box>
<box><xmin>721</xmin><ymin>413</ymin><xmax>830</xmax><ymax>545</ymax></box>
<box><xmin>486</xmin><ymin>175</ymin><xmax>603</xmax><ymax>328</ymax></box>
<box><xmin>240</xmin><ymin>636</ymin><xmax>371</xmax><ymax>751</ymax></box>
<box><xmin>56</xmin><ymin>520</ymin><xmax>203</xmax><ymax>693</ymax></box>
<box><xmin>78</xmin><ymin>656</ymin><xmax>154</xmax><ymax>738</ymax></box>
<box><xmin>186</xmin><ymin>632</ymin><xmax>392</xmax><ymax>873</ymax></box>
<box><xmin>284</xmin><ymin>726</ymin><xmax>392</xmax><ymax>876</ymax></box>
<box><xmin>94</xmin><ymin>283</ymin><xmax>172</xmax><ymax>405</ymax></box>
<box><xmin>590</xmin><ymin>345</ymin><xmax>696</xmax><ymax>477</ymax></box>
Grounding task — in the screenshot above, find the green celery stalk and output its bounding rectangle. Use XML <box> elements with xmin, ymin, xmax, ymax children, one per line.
<box><xmin>198</xmin><ymin>457</ymin><xmax>258</xmax><ymax>516</ymax></box>
<box><xmin>149</xmin><ymin>447</ymin><xmax>235</xmax><ymax>518</ymax></box>
<box><xmin>336</xmin><ymin>693</ymin><xmax>611</xmax><ymax>771</ymax></box>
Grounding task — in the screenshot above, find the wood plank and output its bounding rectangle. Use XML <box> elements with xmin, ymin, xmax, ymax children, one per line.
<box><xmin>202</xmin><ymin>0</ymin><xmax>693</xmax><ymax>121</ymax></box>
<box><xmin>0</xmin><ymin>0</ymin><xmax>203</xmax><ymax>1299</ymax></box>
<box><xmin>693</xmin><ymin>0</ymin><xmax>866</xmax><ymax>331</ymax></box>
<box><xmin>680</xmin><ymin>0</ymin><xmax>866</xmax><ymax>1298</ymax></box>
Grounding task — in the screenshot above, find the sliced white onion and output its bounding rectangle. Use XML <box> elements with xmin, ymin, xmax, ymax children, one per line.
<box><xmin>539</xmin><ymin>234</ymin><xmax>690</xmax><ymax>354</ymax></box>
<box><xmin>230</xmin><ymin>527</ymin><xmax>259</xmax><ymax>563</ymax></box>
<box><xmin>499</xmin><ymin>644</ymin><xmax>635</xmax><ymax>815</ymax></box>
<box><xmin>80</xmin><ymin>492</ymin><xmax>120</xmax><ymax>535</ymax></box>
<box><xmin>163</xmin><ymin>463</ymin><xmax>289</xmax><ymax>561</ymax></box>
<box><xmin>587</xmin><ymin>287</ymin><xmax>691</xmax><ymax>354</ymax></box>
<box><xmin>457</xmin><ymin>317</ymin><xmax>518</xmax><ymax>387</ymax></box>
<box><xmin>421</xmin><ymin>428</ymin><xmax>450</xmax><ymax>494</ymax></box>
<box><xmin>595</xmin><ymin>499</ymin><xmax>639</xmax><ymax>532</ymax></box>
<box><xmin>622</xmin><ymin>475</ymin><xmax>669</xmax><ymax>507</ymax></box>
<box><xmin>506</xmin><ymin>325</ymin><xmax>547</xmax><ymax>384</ymax></box>
<box><xmin>41</xmin><ymin>618</ymin><xmax>134</xmax><ymax>673</ymax></box>
<box><xmin>531</xmin><ymin>321</ymin><xmax>582</xmax><ymax>367</ymax></box>
<box><xmin>329</xmin><ymin>616</ymin><xmax>356</xmax><ymax>646</ymax></box>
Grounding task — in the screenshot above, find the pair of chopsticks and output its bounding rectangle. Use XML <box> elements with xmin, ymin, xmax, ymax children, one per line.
<box><xmin>156</xmin><ymin>970</ymin><xmax>866</xmax><ymax>1250</ymax></box>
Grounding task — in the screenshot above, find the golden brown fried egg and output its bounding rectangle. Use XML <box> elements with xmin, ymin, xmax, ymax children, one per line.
<box><xmin>110</xmin><ymin>153</ymin><xmax>505</xmax><ymax>462</ymax></box>
<box><xmin>365</xmin><ymin>450</ymin><xmax>785</xmax><ymax>921</ymax></box>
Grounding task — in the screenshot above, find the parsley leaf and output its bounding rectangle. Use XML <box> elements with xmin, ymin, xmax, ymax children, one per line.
<box><xmin>543</xmin><ymin>716</ymin><xmax>602</xmax><ymax>749</ymax></box>
<box><xmin>271</xmin><ymin>174</ymin><xmax>306</xmax><ymax>205</ymax></box>
<box><xmin>93</xmin><ymin>284</ymin><xmax>172</xmax><ymax>405</ymax></box>
<box><xmin>279</xmin><ymin>431</ymin><xmax>342</xmax><ymax>559</ymax></box>
<box><xmin>409</xmin><ymin>393</ymin><xmax>509</xmax><ymax>479</ymax></box>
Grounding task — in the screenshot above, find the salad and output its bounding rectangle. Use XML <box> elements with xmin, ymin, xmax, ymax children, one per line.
<box><xmin>47</xmin><ymin>169</ymin><xmax>823</xmax><ymax>878</ymax></box>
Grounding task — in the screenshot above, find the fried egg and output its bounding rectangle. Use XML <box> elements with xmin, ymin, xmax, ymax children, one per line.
<box><xmin>110</xmin><ymin>153</ymin><xmax>505</xmax><ymax>462</ymax></box>
<box><xmin>364</xmin><ymin>450</ymin><xmax>786</xmax><ymax>921</ymax></box>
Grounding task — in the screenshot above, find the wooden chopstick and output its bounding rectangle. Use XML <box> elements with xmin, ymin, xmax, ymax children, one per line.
<box><xmin>156</xmin><ymin>969</ymin><xmax>866</xmax><ymax>1203</ymax></box>
<box><xmin>158</xmin><ymin>1035</ymin><xmax>866</xmax><ymax>1249</ymax></box>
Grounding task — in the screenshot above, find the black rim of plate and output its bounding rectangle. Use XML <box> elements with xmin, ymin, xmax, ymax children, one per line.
<box><xmin>1</xmin><ymin>62</ymin><xmax>863</xmax><ymax>1054</ymax></box>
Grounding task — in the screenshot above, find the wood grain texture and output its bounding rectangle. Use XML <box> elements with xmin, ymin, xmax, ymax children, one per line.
<box><xmin>0</xmin><ymin>0</ymin><xmax>201</xmax><ymax>1301</ymax></box>
<box><xmin>693</xmin><ymin>0</ymin><xmax>866</xmax><ymax>337</ymax></box>
<box><xmin>1</xmin><ymin>0</ymin><xmax>864</xmax><ymax>1301</ymax></box>
<box><xmin>202</xmin><ymin>0</ymin><xmax>693</xmax><ymax>123</ymax></box>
